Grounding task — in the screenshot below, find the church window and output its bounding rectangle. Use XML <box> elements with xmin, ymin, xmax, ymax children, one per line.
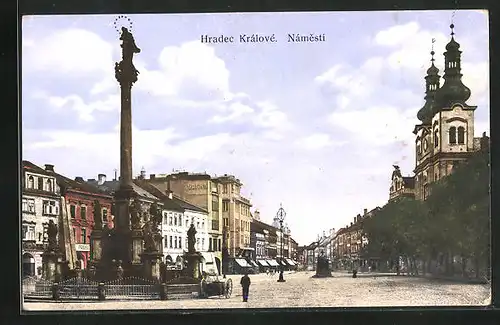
<box><xmin>434</xmin><ymin>130</ymin><xmax>439</xmax><ymax>147</ymax></box>
<box><xmin>449</xmin><ymin>127</ymin><xmax>457</xmax><ymax>144</ymax></box>
<box><xmin>28</xmin><ymin>176</ymin><xmax>34</xmax><ymax>189</ymax></box>
<box><xmin>457</xmin><ymin>126</ymin><xmax>465</xmax><ymax>144</ymax></box>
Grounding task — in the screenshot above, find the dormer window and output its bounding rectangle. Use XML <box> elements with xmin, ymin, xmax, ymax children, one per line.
<box><xmin>457</xmin><ymin>126</ymin><xmax>465</xmax><ymax>144</ymax></box>
<box><xmin>449</xmin><ymin>127</ymin><xmax>457</xmax><ymax>144</ymax></box>
<box><xmin>38</xmin><ymin>177</ymin><xmax>43</xmax><ymax>190</ymax></box>
<box><xmin>28</xmin><ymin>176</ymin><xmax>34</xmax><ymax>189</ymax></box>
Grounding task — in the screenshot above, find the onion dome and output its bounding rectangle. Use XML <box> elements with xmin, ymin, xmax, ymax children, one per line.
<box><xmin>417</xmin><ymin>47</ymin><xmax>440</xmax><ymax>124</ymax></box>
<box><xmin>433</xmin><ymin>24</ymin><xmax>471</xmax><ymax>112</ymax></box>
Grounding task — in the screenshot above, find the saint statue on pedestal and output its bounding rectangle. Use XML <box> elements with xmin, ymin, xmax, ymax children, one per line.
<box><xmin>187</xmin><ymin>223</ymin><xmax>197</xmax><ymax>253</ymax></box>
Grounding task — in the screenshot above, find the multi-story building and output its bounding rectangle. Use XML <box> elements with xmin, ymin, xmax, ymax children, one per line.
<box><xmin>52</xmin><ymin>171</ymin><xmax>113</xmax><ymax>269</ymax></box>
<box><xmin>145</xmin><ymin>172</ymin><xmax>223</xmax><ymax>267</ymax></box>
<box><xmin>22</xmin><ymin>161</ymin><xmax>61</xmax><ymax>277</ymax></box>
<box><xmin>215</xmin><ymin>174</ymin><xmax>253</xmax><ymax>257</ymax></box>
<box><xmin>389</xmin><ymin>165</ymin><xmax>416</xmax><ymax>202</ymax></box>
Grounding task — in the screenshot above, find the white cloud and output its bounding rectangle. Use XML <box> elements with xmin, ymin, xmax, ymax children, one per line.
<box><xmin>209</xmin><ymin>102</ymin><xmax>254</xmax><ymax>123</ymax></box>
<box><xmin>22</xmin><ymin>29</ymin><xmax>115</xmax><ymax>78</ymax></box>
<box><xmin>296</xmin><ymin>133</ymin><xmax>345</xmax><ymax>150</ymax></box>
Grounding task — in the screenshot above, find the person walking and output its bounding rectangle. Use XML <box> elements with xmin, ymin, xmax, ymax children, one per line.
<box><xmin>240</xmin><ymin>272</ymin><xmax>251</xmax><ymax>302</ymax></box>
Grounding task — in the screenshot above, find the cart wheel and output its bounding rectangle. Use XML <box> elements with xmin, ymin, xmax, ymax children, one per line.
<box><xmin>224</xmin><ymin>278</ymin><xmax>233</xmax><ymax>298</ymax></box>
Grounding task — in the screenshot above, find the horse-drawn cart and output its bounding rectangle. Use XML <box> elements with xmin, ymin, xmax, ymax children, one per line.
<box><xmin>200</xmin><ymin>274</ymin><xmax>233</xmax><ymax>299</ymax></box>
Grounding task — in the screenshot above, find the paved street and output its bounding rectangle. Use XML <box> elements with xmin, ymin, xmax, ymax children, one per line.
<box><xmin>23</xmin><ymin>271</ymin><xmax>490</xmax><ymax>311</ymax></box>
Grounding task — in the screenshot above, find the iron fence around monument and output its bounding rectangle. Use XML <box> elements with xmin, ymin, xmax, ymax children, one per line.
<box><xmin>104</xmin><ymin>276</ymin><xmax>160</xmax><ymax>300</ymax></box>
<box><xmin>22</xmin><ymin>276</ymin><xmax>53</xmax><ymax>298</ymax></box>
<box><xmin>59</xmin><ymin>277</ymin><xmax>100</xmax><ymax>300</ymax></box>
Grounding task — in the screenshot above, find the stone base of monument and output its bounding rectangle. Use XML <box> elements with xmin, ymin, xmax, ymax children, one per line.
<box><xmin>41</xmin><ymin>251</ymin><xmax>63</xmax><ymax>282</ymax></box>
<box><xmin>183</xmin><ymin>252</ymin><xmax>204</xmax><ymax>282</ymax></box>
<box><xmin>311</xmin><ymin>271</ymin><xmax>333</xmax><ymax>278</ymax></box>
<box><xmin>141</xmin><ymin>251</ymin><xmax>163</xmax><ymax>282</ymax></box>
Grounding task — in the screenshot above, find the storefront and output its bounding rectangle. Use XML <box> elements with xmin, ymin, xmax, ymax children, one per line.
<box><xmin>75</xmin><ymin>243</ymin><xmax>90</xmax><ymax>269</ymax></box>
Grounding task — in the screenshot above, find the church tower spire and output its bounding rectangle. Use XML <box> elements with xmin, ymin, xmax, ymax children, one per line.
<box><xmin>417</xmin><ymin>39</ymin><xmax>441</xmax><ymax>124</ymax></box>
<box><xmin>433</xmin><ymin>24</ymin><xmax>471</xmax><ymax>113</ymax></box>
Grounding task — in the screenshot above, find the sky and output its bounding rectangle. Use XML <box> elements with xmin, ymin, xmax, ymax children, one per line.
<box><xmin>21</xmin><ymin>10</ymin><xmax>489</xmax><ymax>246</ymax></box>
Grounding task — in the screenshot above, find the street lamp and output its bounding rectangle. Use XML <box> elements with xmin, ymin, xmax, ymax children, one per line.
<box><xmin>276</xmin><ymin>203</ymin><xmax>286</xmax><ymax>283</ymax></box>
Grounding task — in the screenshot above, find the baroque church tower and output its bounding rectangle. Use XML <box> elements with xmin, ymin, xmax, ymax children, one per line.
<box><xmin>413</xmin><ymin>24</ymin><xmax>477</xmax><ymax>201</ymax></box>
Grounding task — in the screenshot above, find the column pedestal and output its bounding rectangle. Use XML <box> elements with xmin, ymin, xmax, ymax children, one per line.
<box><xmin>131</xmin><ymin>229</ymin><xmax>144</xmax><ymax>266</ymax></box>
<box><xmin>184</xmin><ymin>252</ymin><xmax>204</xmax><ymax>280</ymax></box>
<box><xmin>90</xmin><ymin>229</ymin><xmax>103</xmax><ymax>262</ymax></box>
<box><xmin>141</xmin><ymin>251</ymin><xmax>163</xmax><ymax>282</ymax></box>
<box><xmin>41</xmin><ymin>251</ymin><xmax>63</xmax><ymax>282</ymax></box>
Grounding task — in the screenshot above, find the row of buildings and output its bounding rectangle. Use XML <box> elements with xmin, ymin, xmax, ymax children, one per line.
<box><xmin>21</xmin><ymin>162</ymin><xmax>300</xmax><ymax>277</ymax></box>
<box><xmin>299</xmin><ymin>24</ymin><xmax>490</xmax><ymax>272</ymax></box>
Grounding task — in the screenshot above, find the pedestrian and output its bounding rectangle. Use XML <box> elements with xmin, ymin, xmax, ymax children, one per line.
<box><xmin>240</xmin><ymin>272</ymin><xmax>251</xmax><ymax>302</ymax></box>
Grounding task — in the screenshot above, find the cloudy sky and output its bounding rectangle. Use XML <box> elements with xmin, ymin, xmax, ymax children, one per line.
<box><xmin>21</xmin><ymin>10</ymin><xmax>489</xmax><ymax>245</ymax></box>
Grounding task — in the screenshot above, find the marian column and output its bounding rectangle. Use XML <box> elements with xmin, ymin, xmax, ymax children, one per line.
<box><xmin>114</xmin><ymin>27</ymin><xmax>141</xmax><ymax>231</ymax></box>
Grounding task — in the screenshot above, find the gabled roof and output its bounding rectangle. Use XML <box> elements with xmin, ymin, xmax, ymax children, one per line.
<box><xmin>133</xmin><ymin>180</ymin><xmax>183</xmax><ymax>212</ymax></box>
<box><xmin>55</xmin><ymin>172</ymin><xmax>112</xmax><ymax>197</ymax></box>
<box><xmin>22</xmin><ymin>161</ymin><xmax>54</xmax><ymax>177</ymax></box>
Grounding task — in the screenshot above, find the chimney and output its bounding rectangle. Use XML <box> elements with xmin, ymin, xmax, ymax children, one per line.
<box><xmin>254</xmin><ymin>210</ymin><xmax>260</xmax><ymax>220</ymax></box>
<box><xmin>150</xmin><ymin>174</ymin><xmax>156</xmax><ymax>180</ymax></box>
<box><xmin>165</xmin><ymin>189</ymin><xmax>173</xmax><ymax>200</ymax></box>
<box><xmin>75</xmin><ymin>177</ymin><xmax>84</xmax><ymax>183</ymax></box>
<box><xmin>354</xmin><ymin>216</ymin><xmax>357</xmax><ymax>223</ymax></box>
<box><xmin>364</xmin><ymin>208</ymin><xmax>368</xmax><ymax>215</ymax></box>
<box><xmin>44</xmin><ymin>164</ymin><xmax>54</xmax><ymax>172</ymax></box>
<box><xmin>97</xmin><ymin>174</ymin><xmax>106</xmax><ymax>185</ymax></box>
<box><xmin>350</xmin><ymin>222</ymin><xmax>353</xmax><ymax>227</ymax></box>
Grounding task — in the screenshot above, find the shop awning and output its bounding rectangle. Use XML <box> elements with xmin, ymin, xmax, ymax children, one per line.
<box><xmin>249</xmin><ymin>260</ymin><xmax>258</xmax><ymax>267</ymax></box>
<box><xmin>266</xmin><ymin>259</ymin><xmax>279</xmax><ymax>267</ymax></box>
<box><xmin>277</xmin><ymin>260</ymin><xmax>286</xmax><ymax>266</ymax></box>
<box><xmin>257</xmin><ymin>259</ymin><xmax>269</xmax><ymax>266</ymax></box>
<box><xmin>234</xmin><ymin>258</ymin><xmax>250</xmax><ymax>267</ymax></box>
<box><xmin>286</xmin><ymin>259</ymin><xmax>296</xmax><ymax>266</ymax></box>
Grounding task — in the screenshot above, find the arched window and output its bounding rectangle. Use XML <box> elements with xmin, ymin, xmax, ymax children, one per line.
<box><xmin>434</xmin><ymin>129</ymin><xmax>439</xmax><ymax>147</ymax></box>
<box><xmin>28</xmin><ymin>176</ymin><xmax>34</xmax><ymax>189</ymax></box>
<box><xmin>47</xmin><ymin>179</ymin><xmax>54</xmax><ymax>192</ymax></box>
<box><xmin>449</xmin><ymin>127</ymin><xmax>457</xmax><ymax>144</ymax></box>
<box><xmin>457</xmin><ymin>126</ymin><xmax>465</xmax><ymax>144</ymax></box>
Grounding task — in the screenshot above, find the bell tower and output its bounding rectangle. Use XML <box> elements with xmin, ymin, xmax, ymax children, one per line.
<box><xmin>414</xmin><ymin>24</ymin><xmax>478</xmax><ymax>201</ymax></box>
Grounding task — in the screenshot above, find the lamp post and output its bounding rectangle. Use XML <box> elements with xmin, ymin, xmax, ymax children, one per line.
<box><xmin>276</xmin><ymin>203</ymin><xmax>286</xmax><ymax>282</ymax></box>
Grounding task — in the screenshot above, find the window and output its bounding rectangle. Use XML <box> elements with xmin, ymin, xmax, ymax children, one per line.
<box><xmin>218</xmin><ymin>239</ymin><xmax>221</xmax><ymax>251</ymax></box>
<box><xmin>196</xmin><ymin>238</ymin><xmax>200</xmax><ymax>250</ymax></box>
<box><xmin>457</xmin><ymin>126</ymin><xmax>465</xmax><ymax>144</ymax></box>
<box><xmin>209</xmin><ymin>239</ymin><xmax>213</xmax><ymax>251</ymax></box>
<box><xmin>202</xmin><ymin>222</ymin><xmax>205</xmax><ymax>229</ymax></box>
<box><xmin>43</xmin><ymin>201</ymin><xmax>58</xmax><ymax>216</ymax></box>
<box><xmin>164</xmin><ymin>236</ymin><xmax>168</xmax><ymax>247</ymax></box>
<box><xmin>449</xmin><ymin>127</ymin><xmax>457</xmax><ymax>144</ymax></box>
<box><xmin>81</xmin><ymin>228</ymin><xmax>86</xmax><ymax>244</ymax></box>
<box><xmin>28</xmin><ymin>176</ymin><xmax>34</xmax><ymax>189</ymax></box>
<box><xmin>73</xmin><ymin>228</ymin><xmax>76</xmax><ymax>240</ymax></box>
<box><xmin>70</xmin><ymin>205</ymin><xmax>76</xmax><ymax>218</ymax></box>
<box><xmin>423</xmin><ymin>184</ymin><xmax>429</xmax><ymax>200</ymax></box>
<box><xmin>47</xmin><ymin>179</ymin><xmax>54</xmax><ymax>192</ymax></box>
<box><xmin>223</xmin><ymin>184</ymin><xmax>228</xmax><ymax>194</ymax></box>
<box><xmin>22</xmin><ymin>225</ymin><xmax>36</xmax><ymax>241</ymax></box>
<box><xmin>222</xmin><ymin>200</ymin><xmax>229</xmax><ymax>212</ymax></box>
<box><xmin>38</xmin><ymin>177</ymin><xmax>43</xmax><ymax>190</ymax></box>
<box><xmin>174</xmin><ymin>216</ymin><xmax>177</xmax><ymax>226</ymax></box>
<box><xmin>197</xmin><ymin>222</ymin><xmax>200</xmax><ymax>228</ymax></box>
<box><xmin>174</xmin><ymin>236</ymin><xmax>178</xmax><ymax>249</ymax></box>
<box><xmin>185</xmin><ymin>237</ymin><xmax>188</xmax><ymax>248</ymax></box>
<box><xmin>212</xmin><ymin>197</ymin><xmax>219</xmax><ymax>211</ymax></box>
<box><xmin>202</xmin><ymin>238</ymin><xmax>205</xmax><ymax>250</ymax></box>
<box><xmin>102</xmin><ymin>208</ymin><xmax>108</xmax><ymax>223</ymax></box>
<box><xmin>434</xmin><ymin>130</ymin><xmax>439</xmax><ymax>147</ymax></box>
<box><xmin>212</xmin><ymin>219</ymin><xmax>219</xmax><ymax>231</ymax></box>
<box><xmin>178</xmin><ymin>236</ymin><xmax>182</xmax><ymax>249</ymax></box>
<box><xmin>169</xmin><ymin>217</ymin><xmax>173</xmax><ymax>226</ymax></box>
<box><xmin>169</xmin><ymin>236</ymin><xmax>173</xmax><ymax>248</ymax></box>
<box><xmin>80</xmin><ymin>206</ymin><xmax>87</xmax><ymax>219</ymax></box>
<box><xmin>223</xmin><ymin>218</ymin><xmax>229</xmax><ymax>227</ymax></box>
<box><xmin>22</xmin><ymin>198</ymin><xmax>35</xmax><ymax>213</ymax></box>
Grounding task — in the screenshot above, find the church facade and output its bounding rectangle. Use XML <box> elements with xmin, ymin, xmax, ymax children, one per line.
<box><xmin>389</xmin><ymin>24</ymin><xmax>489</xmax><ymax>202</ymax></box>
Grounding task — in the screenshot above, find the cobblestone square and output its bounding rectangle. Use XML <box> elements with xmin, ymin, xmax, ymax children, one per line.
<box><xmin>23</xmin><ymin>271</ymin><xmax>491</xmax><ymax>311</ymax></box>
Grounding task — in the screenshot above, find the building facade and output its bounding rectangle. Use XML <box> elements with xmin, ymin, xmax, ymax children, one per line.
<box><xmin>146</xmin><ymin>173</ymin><xmax>223</xmax><ymax>263</ymax></box>
<box><xmin>215</xmin><ymin>174</ymin><xmax>253</xmax><ymax>257</ymax></box>
<box><xmin>54</xmin><ymin>171</ymin><xmax>113</xmax><ymax>269</ymax></box>
<box><xmin>22</xmin><ymin>161</ymin><xmax>61</xmax><ymax>277</ymax></box>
